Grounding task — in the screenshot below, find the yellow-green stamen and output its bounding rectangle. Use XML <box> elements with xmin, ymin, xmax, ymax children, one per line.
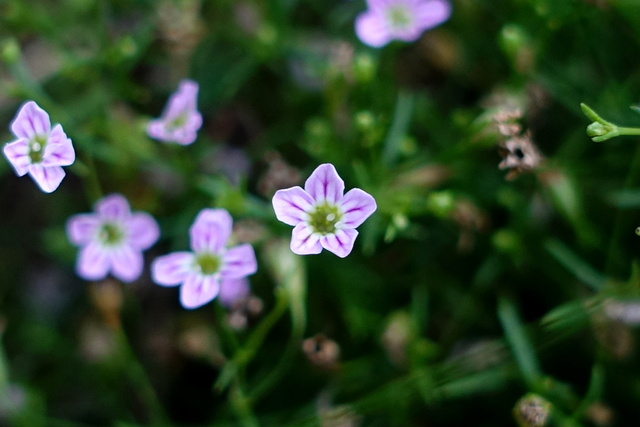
<box><xmin>308</xmin><ymin>202</ymin><xmax>342</xmax><ymax>235</ymax></box>
<box><xmin>196</xmin><ymin>253</ymin><xmax>221</xmax><ymax>275</ymax></box>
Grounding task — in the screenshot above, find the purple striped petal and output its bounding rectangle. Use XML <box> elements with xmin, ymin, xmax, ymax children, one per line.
<box><xmin>67</xmin><ymin>214</ymin><xmax>100</xmax><ymax>246</ymax></box>
<box><xmin>180</xmin><ymin>274</ymin><xmax>220</xmax><ymax>309</ymax></box>
<box><xmin>151</xmin><ymin>252</ymin><xmax>195</xmax><ymax>286</ymax></box>
<box><xmin>290</xmin><ymin>223</ymin><xmax>322</xmax><ymax>255</ymax></box>
<box><xmin>3</xmin><ymin>139</ymin><xmax>31</xmax><ymax>176</ymax></box>
<box><xmin>304</xmin><ymin>164</ymin><xmax>345</xmax><ymax>204</ymax></box>
<box><xmin>272</xmin><ymin>186</ymin><xmax>314</xmax><ymax>226</ymax></box>
<box><xmin>42</xmin><ymin>125</ymin><xmax>75</xmax><ymax>166</ymax></box>
<box><xmin>10</xmin><ymin>101</ymin><xmax>51</xmax><ymax>140</ymax></box>
<box><xmin>28</xmin><ymin>164</ymin><xmax>65</xmax><ymax>193</ymax></box>
<box><xmin>319</xmin><ymin>228</ymin><xmax>358</xmax><ymax>258</ymax></box>
<box><xmin>339</xmin><ymin>188</ymin><xmax>377</xmax><ymax>228</ymax></box>
<box><xmin>77</xmin><ymin>242</ymin><xmax>110</xmax><ymax>281</ymax></box>
<box><xmin>110</xmin><ymin>245</ymin><xmax>144</xmax><ymax>283</ymax></box>
<box><xmin>96</xmin><ymin>194</ymin><xmax>131</xmax><ymax>221</ymax></box>
<box><xmin>190</xmin><ymin>208</ymin><xmax>232</xmax><ymax>253</ymax></box>
<box><xmin>127</xmin><ymin>213</ymin><xmax>160</xmax><ymax>250</ymax></box>
<box><xmin>220</xmin><ymin>244</ymin><xmax>257</xmax><ymax>279</ymax></box>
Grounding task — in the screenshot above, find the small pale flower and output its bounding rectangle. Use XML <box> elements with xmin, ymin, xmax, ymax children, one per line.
<box><xmin>272</xmin><ymin>163</ymin><xmax>377</xmax><ymax>258</ymax></box>
<box><xmin>67</xmin><ymin>194</ymin><xmax>160</xmax><ymax>283</ymax></box>
<box><xmin>151</xmin><ymin>209</ymin><xmax>258</xmax><ymax>310</ymax></box>
<box><xmin>147</xmin><ymin>79</ymin><xmax>203</xmax><ymax>145</ymax></box>
<box><xmin>355</xmin><ymin>0</ymin><xmax>452</xmax><ymax>48</ymax></box>
<box><xmin>3</xmin><ymin>101</ymin><xmax>75</xmax><ymax>193</ymax></box>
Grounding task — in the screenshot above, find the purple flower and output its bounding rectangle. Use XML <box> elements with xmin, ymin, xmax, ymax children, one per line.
<box><xmin>355</xmin><ymin>0</ymin><xmax>451</xmax><ymax>48</ymax></box>
<box><xmin>67</xmin><ymin>194</ymin><xmax>160</xmax><ymax>283</ymax></box>
<box><xmin>151</xmin><ymin>209</ymin><xmax>258</xmax><ymax>310</ymax></box>
<box><xmin>147</xmin><ymin>79</ymin><xmax>203</xmax><ymax>145</ymax></box>
<box><xmin>218</xmin><ymin>277</ymin><xmax>251</xmax><ymax>308</ymax></box>
<box><xmin>272</xmin><ymin>163</ymin><xmax>377</xmax><ymax>258</ymax></box>
<box><xmin>3</xmin><ymin>101</ymin><xmax>75</xmax><ymax>193</ymax></box>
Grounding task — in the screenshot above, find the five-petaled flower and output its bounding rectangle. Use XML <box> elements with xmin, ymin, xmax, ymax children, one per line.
<box><xmin>151</xmin><ymin>209</ymin><xmax>258</xmax><ymax>309</ymax></box>
<box><xmin>147</xmin><ymin>79</ymin><xmax>203</xmax><ymax>145</ymax></box>
<box><xmin>272</xmin><ymin>163</ymin><xmax>377</xmax><ymax>258</ymax></box>
<box><xmin>355</xmin><ymin>0</ymin><xmax>452</xmax><ymax>48</ymax></box>
<box><xmin>3</xmin><ymin>101</ymin><xmax>75</xmax><ymax>193</ymax></box>
<box><xmin>67</xmin><ymin>194</ymin><xmax>160</xmax><ymax>283</ymax></box>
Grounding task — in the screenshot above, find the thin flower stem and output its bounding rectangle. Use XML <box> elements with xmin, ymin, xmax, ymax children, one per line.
<box><xmin>615</xmin><ymin>126</ymin><xmax>640</xmax><ymax>137</ymax></box>
<box><xmin>230</xmin><ymin>381</ymin><xmax>260</xmax><ymax>427</ymax></box>
<box><xmin>382</xmin><ymin>90</ymin><xmax>415</xmax><ymax>166</ymax></box>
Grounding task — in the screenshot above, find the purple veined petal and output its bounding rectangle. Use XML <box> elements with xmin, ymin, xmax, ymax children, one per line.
<box><xmin>272</xmin><ymin>186</ymin><xmax>314</xmax><ymax>226</ymax></box>
<box><xmin>290</xmin><ymin>223</ymin><xmax>322</xmax><ymax>255</ymax></box>
<box><xmin>220</xmin><ymin>244</ymin><xmax>257</xmax><ymax>279</ymax></box>
<box><xmin>96</xmin><ymin>194</ymin><xmax>131</xmax><ymax>221</ymax></box>
<box><xmin>304</xmin><ymin>164</ymin><xmax>345</xmax><ymax>204</ymax></box>
<box><xmin>10</xmin><ymin>101</ymin><xmax>51</xmax><ymax>140</ymax></box>
<box><xmin>190</xmin><ymin>208</ymin><xmax>233</xmax><ymax>253</ymax></box>
<box><xmin>218</xmin><ymin>277</ymin><xmax>250</xmax><ymax>308</ymax></box>
<box><xmin>27</xmin><ymin>163</ymin><xmax>65</xmax><ymax>193</ymax></box>
<box><xmin>415</xmin><ymin>0</ymin><xmax>451</xmax><ymax>31</ymax></box>
<box><xmin>67</xmin><ymin>213</ymin><xmax>100</xmax><ymax>246</ymax></box>
<box><xmin>163</xmin><ymin>80</ymin><xmax>199</xmax><ymax>122</ymax></box>
<box><xmin>109</xmin><ymin>245</ymin><xmax>144</xmax><ymax>283</ymax></box>
<box><xmin>42</xmin><ymin>125</ymin><xmax>75</xmax><ymax>167</ymax></box>
<box><xmin>3</xmin><ymin>139</ymin><xmax>31</xmax><ymax>176</ymax></box>
<box><xmin>180</xmin><ymin>274</ymin><xmax>220</xmax><ymax>309</ymax></box>
<box><xmin>151</xmin><ymin>252</ymin><xmax>196</xmax><ymax>286</ymax></box>
<box><xmin>339</xmin><ymin>188</ymin><xmax>377</xmax><ymax>228</ymax></box>
<box><xmin>355</xmin><ymin>10</ymin><xmax>393</xmax><ymax>48</ymax></box>
<box><xmin>76</xmin><ymin>242</ymin><xmax>110</xmax><ymax>281</ymax></box>
<box><xmin>127</xmin><ymin>212</ymin><xmax>160</xmax><ymax>250</ymax></box>
<box><xmin>319</xmin><ymin>228</ymin><xmax>358</xmax><ymax>258</ymax></box>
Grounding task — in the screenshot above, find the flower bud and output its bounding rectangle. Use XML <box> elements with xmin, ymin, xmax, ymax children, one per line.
<box><xmin>513</xmin><ymin>394</ymin><xmax>551</xmax><ymax>427</ymax></box>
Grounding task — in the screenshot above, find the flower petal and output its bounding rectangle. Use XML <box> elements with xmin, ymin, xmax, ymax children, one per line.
<box><xmin>96</xmin><ymin>194</ymin><xmax>131</xmax><ymax>221</ymax></box>
<box><xmin>190</xmin><ymin>208</ymin><xmax>232</xmax><ymax>253</ymax></box>
<box><xmin>339</xmin><ymin>188</ymin><xmax>377</xmax><ymax>228</ymax></box>
<box><xmin>304</xmin><ymin>164</ymin><xmax>345</xmax><ymax>204</ymax></box>
<box><xmin>110</xmin><ymin>245</ymin><xmax>144</xmax><ymax>283</ymax></box>
<box><xmin>320</xmin><ymin>228</ymin><xmax>358</xmax><ymax>258</ymax></box>
<box><xmin>355</xmin><ymin>10</ymin><xmax>393</xmax><ymax>48</ymax></box>
<box><xmin>3</xmin><ymin>139</ymin><xmax>31</xmax><ymax>176</ymax></box>
<box><xmin>218</xmin><ymin>277</ymin><xmax>250</xmax><ymax>308</ymax></box>
<box><xmin>290</xmin><ymin>223</ymin><xmax>322</xmax><ymax>255</ymax></box>
<box><xmin>272</xmin><ymin>186</ymin><xmax>314</xmax><ymax>226</ymax></box>
<box><xmin>220</xmin><ymin>244</ymin><xmax>257</xmax><ymax>279</ymax></box>
<box><xmin>10</xmin><ymin>101</ymin><xmax>51</xmax><ymax>140</ymax></box>
<box><xmin>151</xmin><ymin>252</ymin><xmax>196</xmax><ymax>287</ymax></box>
<box><xmin>180</xmin><ymin>274</ymin><xmax>220</xmax><ymax>309</ymax></box>
<box><xmin>42</xmin><ymin>125</ymin><xmax>75</xmax><ymax>166</ymax></box>
<box><xmin>77</xmin><ymin>243</ymin><xmax>110</xmax><ymax>281</ymax></box>
<box><xmin>27</xmin><ymin>164</ymin><xmax>65</xmax><ymax>193</ymax></box>
<box><xmin>127</xmin><ymin>213</ymin><xmax>160</xmax><ymax>250</ymax></box>
<box><xmin>415</xmin><ymin>0</ymin><xmax>452</xmax><ymax>31</ymax></box>
<box><xmin>67</xmin><ymin>214</ymin><xmax>100</xmax><ymax>246</ymax></box>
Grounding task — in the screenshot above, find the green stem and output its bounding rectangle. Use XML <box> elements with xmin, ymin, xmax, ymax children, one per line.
<box><xmin>229</xmin><ymin>381</ymin><xmax>260</xmax><ymax>427</ymax></box>
<box><xmin>382</xmin><ymin>91</ymin><xmax>415</xmax><ymax>165</ymax></box>
<box><xmin>616</xmin><ymin>126</ymin><xmax>640</xmax><ymax>137</ymax></box>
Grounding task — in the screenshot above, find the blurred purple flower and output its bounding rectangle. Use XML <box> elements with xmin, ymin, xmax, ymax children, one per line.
<box><xmin>218</xmin><ymin>277</ymin><xmax>251</xmax><ymax>308</ymax></box>
<box><xmin>151</xmin><ymin>209</ymin><xmax>257</xmax><ymax>309</ymax></box>
<box><xmin>355</xmin><ymin>0</ymin><xmax>451</xmax><ymax>48</ymax></box>
<box><xmin>147</xmin><ymin>79</ymin><xmax>203</xmax><ymax>145</ymax></box>
<box><xmin>67</xmin><ymin>194</ymin><xmax>160</xmax><ymax>283</ymax></box>
<box><xmin>272</xmin><ymin>163</ymin><xmax>377</xmax><ymax>258</ymax></box>
<box><xmin>3</xmin><ymin>101</ymin><xmax>75</xmax><ymax>193</ymax></box>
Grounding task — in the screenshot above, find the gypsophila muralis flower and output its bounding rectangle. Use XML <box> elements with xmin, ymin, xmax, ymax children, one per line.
<box><xmin>3</xmin><ymin>101</ymin><xmax>75</xmax><ymax>193</ymax></box>
<box><xmin>272</xmin><ymin>163</ymin><xmax>377</xmax><ymax>258</ymax></box>
<box><xmin>147</xmin><ymin>79</ymin><xmax>202</xmax><ymax>145</ymax></box>
<box><xmin>355</xmin><ymin>0</ymin><xmax>451</xmax><ymax>48</ymax></box>
<box><xmin>151</xmin><ymin>208</ymin><xmax>258</xmax><ymax>309</ymax></box>
<box><xmin>67</xmin><ymin>194</ymin><xmax>160</xmax><ymax>283</ymax></box>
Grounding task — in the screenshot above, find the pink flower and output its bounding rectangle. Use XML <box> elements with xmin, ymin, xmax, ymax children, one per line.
<box><xmin>147</xmin><ymin>79</ymin><xmax>203</xmax><ymax>145</ymax></box>
<box><xmin>67</xmin><ymin>194</ymin><xmax>160</xmax><ymax>283</ymax></box>
<box><xmin>151</xmin><ymin>209</ymin><xmax>257</xmax><ymax>310</ymax></box>
<box><xmin>355</xmin><ymin>0</ymin><xmax>451</xmax><ymax>48</ymax></box>
<box><xmin>3</xmin><ymin>101</ymin><xmax>75</xmax><ymax>193</ymax></box>
<box><xmin>272</xmin><ymin>163</ymin><xmax>377</xmax><ymax>258</ymax></box>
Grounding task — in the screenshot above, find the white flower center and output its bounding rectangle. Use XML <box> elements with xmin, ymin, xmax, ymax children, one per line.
<box><xmin>29</xmin><ymin>135</ymin><xmax>47</xmax><ymax>163</ymax></box>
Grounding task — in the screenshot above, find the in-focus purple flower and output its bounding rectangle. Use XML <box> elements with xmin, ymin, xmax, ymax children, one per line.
<box><xmin>355</xmin><ymin>0</ymin><xmax>452</xmax><ymax>48</ymax></box>
<box><xmin>147</xmin><ymin>79</ymin><xmax>203</xmax><ymax>145</ymax></box>
<box><xmin>151</xmin><ymin>209</ymin><xmax>258</xmax><ymax>310</ymax></box>
<box><xmin>67</xmin><ymin>194</ymin><xmax>160</xmax><ymax>283</ymax></box>
<box><xmin>272</xmin><ymin>163</ymin><xmax>377</xmax><ymax>258</ymax></box>
<box><xmin>3</xmin><ymin>101</ymin><xmax>75</xmax><ymax>193</ymax></box>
